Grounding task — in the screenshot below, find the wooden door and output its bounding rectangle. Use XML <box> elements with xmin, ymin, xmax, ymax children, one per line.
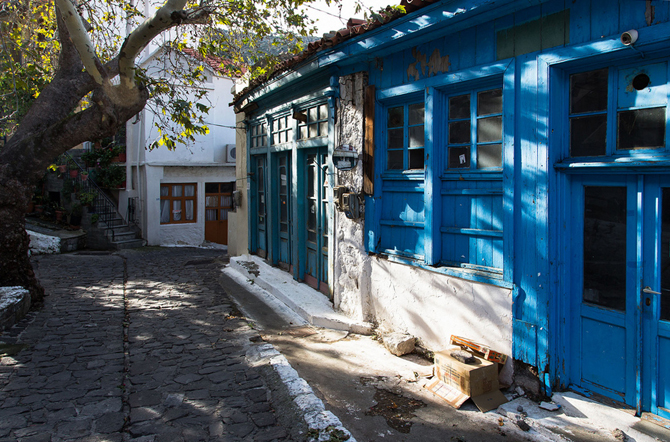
<box><xmin>204</xmin><ymin>182</ymin><xmax>233</xmax><ymax>245</ymax></box>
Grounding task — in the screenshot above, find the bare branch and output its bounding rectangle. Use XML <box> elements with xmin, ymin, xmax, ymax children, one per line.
<box><xmin>56</xmin><ymin>0</ymin><xmax>106</xmax><ymax>85</ymax></box>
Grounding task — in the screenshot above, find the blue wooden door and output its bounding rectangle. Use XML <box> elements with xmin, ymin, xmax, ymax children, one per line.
<box><xmin>569</xmin><ymin>174</ymin><xmax>670</xmax><ymax>418</ymax></box>
<box><xmin>254</xmin><ymin>156</ymin><xmax>268</xmax><ymax>259</ymax></box>
<box><xmin>277</xmin><ymin>153</ymin><xmax>292</xmax><ymax>270</ymax></box>
<box><xmin>304</xmin><ymin>148</ymin><xmax>329</xmax><ymax>296</ymax></box>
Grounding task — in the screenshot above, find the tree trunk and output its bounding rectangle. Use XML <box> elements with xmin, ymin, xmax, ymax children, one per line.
<box><xmin>0</xmin><ymin>170</ymin><xmax>44</xmax><ymax>304</ymax></box>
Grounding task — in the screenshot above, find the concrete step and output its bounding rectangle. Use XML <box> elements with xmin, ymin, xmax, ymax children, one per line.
<box><xmin>109</xmin><ymin>231</ymin><xmax>137</xmax><ymax>242</ymax></box>
<box><xmin>112</xmin><ymin>238</ymin><xmax>144</xmax><ymax>250</ymax></box>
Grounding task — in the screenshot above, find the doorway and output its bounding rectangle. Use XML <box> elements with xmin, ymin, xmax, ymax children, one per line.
<box><xmin>204</xmin><ymin>182</ymin><xmax>233</xmax><ymax>245</ymax></box>
<box><xmin>303</xmin><ymin>148</ymin><xmax>329</xmax><ymax>296</ymax></box>
<box><xmin>565</xmin><ymin>174</ymin><xmax>670</xmax><ymax>418</ymax></box>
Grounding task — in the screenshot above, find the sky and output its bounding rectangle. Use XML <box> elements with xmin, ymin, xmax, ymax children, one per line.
<box><xmin>306</xmin><ymin>0</ymin><xmax>399</xmax><ymax>34</ymax></box>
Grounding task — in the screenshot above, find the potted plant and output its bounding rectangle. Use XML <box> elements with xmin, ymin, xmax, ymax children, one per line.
<box><xmin>78</xmin><ymin>190</ymin><xmax>98</xmax><ymax>208</ymax></box>
<box><xmin>81</xmin><ymin>171</ymin><xmax>89</xmax><ymax>181</ymax></box>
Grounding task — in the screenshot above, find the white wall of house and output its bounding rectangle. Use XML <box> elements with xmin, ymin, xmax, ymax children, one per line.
<box><xmin>123</xmin><ymin>49</ymin><xmax>237</xmax><ymax>246</ymax></box>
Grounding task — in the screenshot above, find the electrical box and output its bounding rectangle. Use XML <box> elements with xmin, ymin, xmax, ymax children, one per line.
<box><xmin>342</xmin><ymin>193</ymin><xmax>363</xmax><ymax>220</ymax></box>
<box><xmin>333</xmin><ymin>186</ymin><xmax>348</xmax><ymax>211</ymax></box>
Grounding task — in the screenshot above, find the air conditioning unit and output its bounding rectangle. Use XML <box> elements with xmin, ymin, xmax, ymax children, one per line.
<box><xmin>225</xmin><ymin>144</ymin><xmax>236</xmax><ymax>164</ymax></box>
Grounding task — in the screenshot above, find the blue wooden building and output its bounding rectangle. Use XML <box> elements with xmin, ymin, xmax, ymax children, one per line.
<box><xmin>232</xmin><ymin>0</ymin><xmax>670</xmax><ymax>418</ymax></box>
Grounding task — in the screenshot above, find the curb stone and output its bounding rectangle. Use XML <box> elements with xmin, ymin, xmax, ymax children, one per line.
<box><xmin>246</xmin><ymin>343</ymin><xmax>356</xmax><ymax>442</ymax></box>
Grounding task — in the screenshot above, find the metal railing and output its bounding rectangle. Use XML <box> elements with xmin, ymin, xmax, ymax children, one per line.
<box><xmin>60</xmin><ymin>151</ymin><xmax>128</xmax><ymax>241</ymax></box>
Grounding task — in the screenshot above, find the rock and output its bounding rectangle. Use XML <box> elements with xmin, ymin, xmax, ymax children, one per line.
<box><xmin>517</xmin><ymin>405</ymin><xmax>524</xmax><ymax>412</ymax></box>
<box><xmin>515</xmin><ymin>386</ymin><xmax>525</xmax><ymax>396</ymax></box>
<box><xmin>539</xmin><ymin>401</ymin><xmax>561</xmax><ymax>411</ymax></box>
<box><xmin>450</xmin><ymin>349</ymin><xmax>476</xmax><ymax>364</ymax></box>
<box><xmin>612</xmin><ymin>428</ymin><xmax>627</xmax><ymax>441</ymax></box>
<box><xmin>382</xmin><ymin>333</ymin><xmax>416</xmax><ymax>356</ymax></box>
<box><xmin>516</xmin><ymin>419</ymin><xmax>530</xmax><ymax>432</ymax></box>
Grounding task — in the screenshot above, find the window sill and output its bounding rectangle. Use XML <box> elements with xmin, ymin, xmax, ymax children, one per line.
<box><xmin>554</xmin><ymin>157</ymin><xmax>670</xmax><ymax>173</ymax></box>
<box><xmin>381</xmin><ymin>171</ymin><xmax>425</xmax><ymax>181</ymax></box>
<box><xmin>378</xmin><ymin>252</ymin><xmax>512</xmax><ymax>289</ymax></box>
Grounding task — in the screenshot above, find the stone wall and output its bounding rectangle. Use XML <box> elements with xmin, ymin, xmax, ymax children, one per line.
<box><xmin>0</xmin><ymin>287</ymin><xmax>30</xmax><ymax>330</ymax></box>
<box><xmin>332</xmin><ymin>72</ymin><xmax>372</xmax><ymax>323</ymax></box>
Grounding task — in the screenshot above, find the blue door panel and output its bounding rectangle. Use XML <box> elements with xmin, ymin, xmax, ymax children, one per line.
<box><xmin>659</xmin><ymin>328</ymin><xmax>670</xmax><ymax>415</ymax></box>
<box><xmin>581</xmin><ymin>315</ymin><xmax>627</xmax><ymax>394</ymax></box>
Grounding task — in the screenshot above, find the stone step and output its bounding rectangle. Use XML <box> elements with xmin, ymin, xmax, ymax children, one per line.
<box><xmin>112</xmin><ymin>238</ymin><xmax>144</xmax><ymax>250</ymax></box>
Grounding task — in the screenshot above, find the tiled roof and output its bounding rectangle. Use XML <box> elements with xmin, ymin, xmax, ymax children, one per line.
<box><xmin>233</xmin><ymin>0</ymin><xmax>439</xmax><ymax>105</ymax></box>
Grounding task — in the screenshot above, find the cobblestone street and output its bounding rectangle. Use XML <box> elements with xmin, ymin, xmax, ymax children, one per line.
<box><xmin>0</xmin><ymin>248</ymin><xmax>295</xmax><ymax>441</ymax></box>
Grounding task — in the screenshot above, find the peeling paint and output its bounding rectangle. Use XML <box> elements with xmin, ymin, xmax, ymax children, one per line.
<box><xmin>408</xmin><ymin>47</ymin><xmax>450</xmax><ymax>81</ymax></box>
<box><xmin>645</xmin><ymin>0</ymin><xmax>655</xmax><ymax>26</ymax></box>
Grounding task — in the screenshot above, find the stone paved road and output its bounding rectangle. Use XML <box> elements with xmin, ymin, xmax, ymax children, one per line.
<box><xmin>0</xmin><ymin>247</ymin><xmax>296</xmax><ymax>441</ymax></box>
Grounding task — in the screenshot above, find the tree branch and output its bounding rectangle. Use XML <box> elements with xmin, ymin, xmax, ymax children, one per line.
<box><xmin>118</xmin><ymin>0</ymin><xmax>211</xmax><ymax>90</ymax></box>
<box><xmin>55</xmin><ymin>0</ymin><xmax>107</xmax><ymax>85</ymax></box>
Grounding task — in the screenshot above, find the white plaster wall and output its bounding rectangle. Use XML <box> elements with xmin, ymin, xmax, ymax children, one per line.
<box><xmin>144</xmin><ymin>165</ymin><xmax>165</xmax><ymax>245</ymax></box>
<box><xmin>369</xmin><ymin>258</ymin><xmax>513</xmax><ymax>384</ymax></box>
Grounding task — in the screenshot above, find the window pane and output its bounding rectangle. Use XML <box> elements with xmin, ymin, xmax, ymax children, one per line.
<box><xmin>206</xmin><ymin>209</ymin><xmax>217</xmax><ymax>221</ymax></box>
<box><xmin>388</xmin><ymin>106</ymin><xmax>404</xmax><ymax>128</ymax></box>
<box><xmin>280</xmin><ymin>196</ymin><xmax>288</xmax><ymax>225</ymax></box>
<box><xmin>583</xmin><ymin>186</ymin><xmax>627</xmax><ymax>311</ymax></box>
<box><xmin>160</xmin><ymin>186</ymin><xmax>169</xmax><ymax>197</ymax></box>
<box><xmin>184</xmin><ymin>185</ymin><xmax>195</xmax><ymax>197</ymax></box>
<box><xmin>172</xmin><ymin>185</ymin><xmax>182</xmax><ymax>197</ymax></box>
<box><xmin>449</xmin><ymin>94</ymin><xmax>470</xmax><ymax>119</ymax></box>
<box><xmin>409</xmin><ymin>103</ymin><xmax>424</xmax><ymax>125</ymax></box>
<box><xmin>205</xmin><ymin>183</ymin><xmax>218</xmax><ymax>193</ymax></box>
<box><xmin>571</xmin><ymin>114</ymin><xmax>607</xmax><ymax>157</ymax></box>
<box><xmin>257</xmin><ymin>166</ymin><xmax>264</xmax><ymax>192</ymax></box>
<box><xmin>477</xmin><ymin>144</ymin><xmax>503</xmax><ymax>169</ymax></box>
<box><xmin>309</xmin><ymin>124</ymin><xmax>318</xmax><ymax>138</ymax></box>
<box><xmin>617</xmin><ymin>107</ymin><xmax>666</xmax><ymax>150</ymax></box>
<box><xmin>387</xmin><ymin>150</ymin><xmax>403</xmax><ymax>170</ymax></box>
<box><xmin>185</xmin><ymin>200</ymin><xmax>194</xmax><ymax>220</ymax></box>
<box><xmin>661</xmin><ymin>189</ymin><xmax>670</xmax><ymax>321</ymax></box>
<box><xmin>449</xmin><ymin>146</ymin><xmax>470</xmax><ymax>169</ymax></box>
<box><xmin>449</xmin><ymin>121</ymin><xmax>471</xmax><ymax>144</ymax></box>
<box><xmin>308</xmin><ymin>200</ymin><xmax>317</xmax><ymax>241</ymax></box>
<box><xmin>299</xmin><ymin>126</ymin><xmax>307</xmax><ymax>140</ymax></box>
<box><xmin>570</xmin><ymin>68</ymin><xmax>608</xmax><ymax>114</ymax></box>
<box><xmin>206</xmin><ymin>196</ymin><xmax>218</xmax><ymax>207</ymax></box>
<box><xmin>409</xmin><ymin>126</ymin><xmax>424</xmax><ymax>147</ymax></box>
<box><xmin>160</xmin><ymin>199</ymin><xmax>170</xmax><ymax>223</ymax></box>
<box><xmin>307</xmin><ymin>157</ymin><xmax>315</xmax><ymax>196</ymax></box>
<box><xmin>220</xmin><ymin>209</ymin><xmax>228</xmax><ymax>221</ymax></box>
<box><xmin>221</xmin><ymin>196</ymin><xmax>232</xmax><ymax>207</ymax></box>
<box><xmin>478</xmin><ymin>89</ymin><xmax>502</xmax><ymax>116</ymax></box>
<box><xmin>277</xmin><ymin>117</ymin><xmax>284</xmax><ymax>130</ymax></box>
<box><xmin>309</xmin><ymin>106</ymin><xmax>318</xmax><ymax>121</ymax></box>
<box><xmin>173</xmin><ymin>200</ymin><xmax>182</xmax><ymax>221</ymax></box>
<box><xmin>388</xmin><ymin>128</ymin><xmax>404</xmax><ymax>149</ymax></box>
<box><xmin>319</xmin><ymin>121</ymin><xmax>328</xmax><ymax>137</ymax></box>
<box><xmin>272</xmin><ymin>133</ymin><xmax>278</xmax><ymax>145</ymax></box>
<box><xmin>408</xmin><ymin>148</ymin><xmax>424</xmax><ymax>170</ymax></box>
<box><xmin>477</xmin><ymin>116</ymin><xmax>502</xmax><ymax>143</ymax></box>
<box><xmin>318</xmin><ymin>104</ymin><xmax>328</xmax><ymax>119</ymax></box>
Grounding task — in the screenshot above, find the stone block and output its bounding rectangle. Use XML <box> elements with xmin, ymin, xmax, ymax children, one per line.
<box><xmin>382</xmin><ymin>332</ymin><xmax>416</xmax><ymax>356</ymax></box>
<box><xmin>0</xmin><ymin>287</ymin><xmax>31</xmax><ymax>331</ymax></box>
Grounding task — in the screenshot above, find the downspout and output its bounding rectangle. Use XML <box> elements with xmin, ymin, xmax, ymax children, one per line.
<box><xmin>325</xmin><ymin>74</ymin><xmax>339</xmax><ymax>302</ymax></box>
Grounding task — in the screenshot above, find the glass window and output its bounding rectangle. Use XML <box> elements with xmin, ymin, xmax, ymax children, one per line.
<box><xmin>385</xmin><ymin>101</ymin><xmax>424</xmax><ymax>171</ymax></box>
<box><xmin>298</xmin><ymin>103</ymin><xmax>329</xmax><ymax>140</ymax></box>
<box><xmin>447</xmin><ymin>88</ymin><xmax>502</xmax><ymax>170</ymax></box>
<box><xmin>569</xmin><ymin>63</ymin><xmax>668</xmax><ymax>157</ymax></box>
<box><xmin>271</xmin><ymin>114</ymin><xmax>293</xmax><ymax>145</ymax></box>
<box><xmin>160</xmin><ymin>183</ymin><xmax>197</xmax><ymax>224</ymax></box>
<box><xmin>250</xmin><ymin>122</ymin><xmax>267</xmax><ymax>148</ymax></box>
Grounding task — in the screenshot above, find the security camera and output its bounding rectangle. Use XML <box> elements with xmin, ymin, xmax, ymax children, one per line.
<box><xmin>621</xmin><ymin>29</ymin><xmax>638</xmax><ymax>46</ymax></box>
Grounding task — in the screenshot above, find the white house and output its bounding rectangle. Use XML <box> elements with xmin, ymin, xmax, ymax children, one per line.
<box><xmin>121</xmin><ymin>47</ymin><xmax>238</xmax><ymax>247</ymax></box>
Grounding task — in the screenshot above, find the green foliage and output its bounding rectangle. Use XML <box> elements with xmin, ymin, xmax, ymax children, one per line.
<box><xmin>78</xmin><ymin>190</ymin><xmax>98</xmax><ymax>206</ymax></box>
<box><xmin>95</xmin><ymin>164</ymin><xmax>125</xmax><ymax>188</ymax></box>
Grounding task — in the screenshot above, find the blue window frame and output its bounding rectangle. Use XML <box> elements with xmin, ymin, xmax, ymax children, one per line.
<box><xmin>441</xmin><ymin>86</ymin><xmax>504</xmax><ymax>274</ymax></box>
<box><xmin>386</xmin><ymin>102</ymin><xmax>425</xmax><ymax>171</ymax></box>
<box><xmin>569</xmin><ymin>61</ymin><xmax>669</xmax><ymax>158</ymax></box>
<box><xmin>250</xmin><ymin>121</ymin><xmax>267</xmax><ymax>148</ymax></box>
<box><xmin>447</xmin><ymin>88</ymin><xmax>503</xmax><ymax>170</ymax></box>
